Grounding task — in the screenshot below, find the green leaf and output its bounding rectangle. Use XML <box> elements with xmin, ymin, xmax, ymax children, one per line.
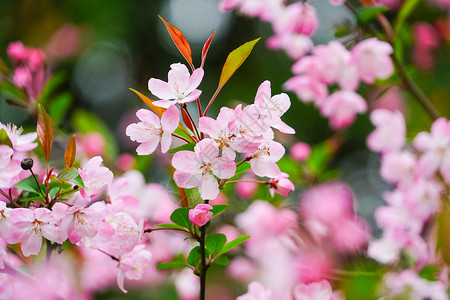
<box><xmin>48</xmin><ymin>92</ymin><xmax>72</xmax><ymax>124</ymax></box>
<box><xmin>234</xmin><ymin>162</ymin><xmax>251</xmax><ymax>177</ymax></box>
<box><xmin>187</xmin><ymin>246</ymin><xmax>201</xmax><ymax>266</ymax></box>
<box><xmin>37</xmin><ymin>104</ymin><xmax>55</xmax><ymax>165</ymax></box>
<box><xmin>57</xmin><ymin>167</ymin><xmax>79</xmax><ymax>181</ymax></box>
<box><xmin>357</xmin><ymin>6</ymin><xmax>389</xmax><ymax>24</ymax></box>
<box><xmin>218</xmin><ymin>235</ymin><xmax>250</xmax><ymax>256</ymax></box>
<box><xmin>72</xmin><ymin>175</ymin><xmax>85</xmax><ymax>189</ymax></box>
<box><xmin>206</xmin><ymin>233</ymin><xmax>227</xmax><ymax>255</ymax></box>
<box><xmin>20</xmin><ymin>195</ymin><xmax>46</xmax><ymax>204</ymax></box>
<box><xmin>217</xmin><ymin>38</ymin><xmax>260</xmax><ymax>92</ymax></box>
<box><xmin>419</xmin><ymin>265</ymin><xmax>440</xmax><ymax>282</ymax></box>
<box><xmin>156</xmin><ymin>223</ymin><xmax>189</xmax><ymax>231</ymax></box>
<box><xmin>306</xmin><ymin>142</ymin><xmax>333</xmax><ymax>175</ymax></box>
<box><xmin>214</xmin><ymin>256</ymin><xmax>229</xmax><ymax>266</ymax></box>
<box><xmin>49</xmin><ymin>182</ymin><xmax>72</xmax><ymax>198</ymax></box>
<box><xmin>38</xmin><ymin>72</ymin><xmax>67</xmax><ymax>105</ymax></box>
<box><xmin>0</xmin><ymin>129</ymin><xmax>13</xmax><ymax>148</ymax></box>
<box><xmin>394</xmin><ymin>0</ymin><xmax>420</xmax><ymax>33</ymax></box>
<box><xmin>170</xmin><ymin>208</ymin><xmax>192</xmax><ymax>230</ymax></box>
<box><xmin>211</xmin><ymin>204</ymin><xmax>229</xmax><ymax>218</ymax></box>
<box><xmin>168</xmin><ymin>143</ymin><xmax>195</xmax><ymax>154</ymax></box>
<box><xmin>15</xmin><ymin>175</ymin><xmax>41</xmax><ymax>194</ymax></box>
<box><xmin>156</xmin><ymin>261</ymin><xmax>188</xmax><ymax>270</ymax></box>
<box><xmin>0</xmin><ymin>82</ymin><xmax>26</xmax><ymax>103</ymax></box>
<box><xmin>334</xmin><ymin>26</ymin><xmax>352</xmax><ymax>38</ymax></box>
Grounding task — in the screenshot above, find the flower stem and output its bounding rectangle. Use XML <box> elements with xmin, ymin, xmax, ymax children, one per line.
<box><xmin>199</xmin><ymin>223</ymin><xmax>207</xmax><ymax>300</ymax></box>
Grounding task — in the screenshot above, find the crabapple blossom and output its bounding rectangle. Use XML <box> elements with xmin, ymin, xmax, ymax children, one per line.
<box><xmin>0</xmin><ymin>202</ymin><xmax>11</xmax><ymax>238</ymax></box>
<box><xmin>59</xmin><ymin>204</ymin><xmax>105</xmax><ymax>244</ymax></box>
<box><xmin>273</xmin><ymin>2</ymin><xmax>319</xmax><ymax>36</ymax></box>
<box><xmin>321</xmin><ymin>90</ymin><xmax>367</xmax><ymax>129</ymax></box>
<box><xmin>7</xmin><ymin>208</ymin><xmax>66</xmax><ymax>257</ymax></box>
<box><xmin>78</xmin><ymin>156</ymin><xmax>113</xmax><ymax>201</ymax></box>
<box><xmin>351</xmin><ymin>38</ymin><xmax>394</xmax><ymax>84</ymax></box>
<box><xmin>7</xmin><ymin>41</ymin><xmax>28</xmax><ymax>62</ymax></box>
<box><xmin>172</xmin><ymin>139</ymin><xmax>236</xmax><ymax>200</ymax></box>
<box><xmin>268</xmin><ymin>172</ymin><xmax>295</xmax><ymax>197</ymax></box>
<box><xmin>199</xmin><ymin>107</ymin><xmax>259</xmax><ymax>160</ymax></box>
<box><xmin>367</xmin><ymin>109</ymin><xmax>406</xmax><ymax>153</ymax></box>
<box><xmin>235</xmin><ymin>174</ymin><xmax>258</xmax><ymax>198</ymax></box>
<box><xmin>293</xmin><ymin>280</ymin><xmax>337</xmax><ymax>300</ymax></box>
<box><xmin>236</xmin><ymin>281</ymin><xmax>281</xmax><ymax>300</ymax></box>
<box><xmin>267</xmin><ymin>33</ymin><xmax>314</xmax><ymax>59</ymax></box>
<box><xmin>249</xmin><ymin>141</ymin><xmax>285</xmax><ymax>178</ymax></box>
<box><xmin>283</xmin><ymin>75</ymin><xmax>328</xmax><ymax>103</ymax></box>
<box><xmin>189</xmin><ymin>204</ymin><xmax>213</xmax><ymax>226</ymax></box>
<box><xmin>116</xmin><ymin>244</ymin><xmax>152</xmax><ymax>293</ymax></box>
<box><xmin>12</xmin><ymin>66</ymin><xmax>32</xmax><ymax>88</ymax></box>
<box><xmin>148</xmin><ymin>63</ymin><xmax>204</xmax><ymax>108</ymax></box>
<box><xmin>380</xmin><ymin>150</ymin><xmax>416</xmax><ymax>183</ymax></box>
<box><xmin>0</xmin><ymin>145</ymin><xmax>21</xmax><ymax>189</ymax></box>
<box><xmin>0</xmin><ymin>122</ymin><xmax>38</xmax><ymax>152</ymax></box>
<box><xmin>126</xmin><ymin>105</ymin><xmax>179</xmax><ymax>155</ymax></box>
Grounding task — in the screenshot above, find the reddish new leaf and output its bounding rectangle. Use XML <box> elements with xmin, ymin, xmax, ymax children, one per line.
<box><xmin>37</xmin><ymin>104</ymin><xmax>54</xmax><ymax>165</ymax></box>
<box><xmin>218</xmin><ymin>38</ymin><xmax>260</xmax><ymax>91</ymax></box>
<box><xmin>201</xmin><ymin>30</ymin><xmax>215</xmax><ymax>68</ymax></box>
<box><xmin>64</xmin><ymin>134</ymin><xmax>76</xmax><ymax>169</ymax></box>
<box><xmin>129</xmin><ymin>88</ymin><xmax>167</xmax><ymax>117</ymax></box>
<box><xmin>181</xmin><ymin>107</ymin><xmax>195</xmax><ymax>132</ymax></box>
<box><xmin>158</xmin><ymin>15</ymin><xmax>193</xmax><ymax>70</ymax></box>
<box><xmin>178</xmin><ymin>187</ymin><xmax>189</xmax><ymax>208</ymax></box>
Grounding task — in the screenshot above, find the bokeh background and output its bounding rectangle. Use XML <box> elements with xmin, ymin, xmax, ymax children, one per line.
<box><xmin>1</xmin><ymin>0</ymin><xmax>449</xmax><ymax>298</ymax></box>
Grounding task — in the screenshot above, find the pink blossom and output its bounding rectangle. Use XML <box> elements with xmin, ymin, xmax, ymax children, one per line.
<box><xmin>321</xmin><ymin>90</ymin><xmax>367</xmax><ymax>129</ymax></box>
<box><xmin>253</xmin><ymin>80</ymin><xmax>295</xmax><ymax>134</ymax></box>
<box><xmin>12</xmin><ymin>66</ymin><xmax>32</xmax><ymax>88</ymax></box>
<box><xmin>0</xmin><ymin>145</ymin><xmax>21</xmax><ymax>189</ymax></box>
<box><xmin>0</xmin><ymin>202</ymin><xmax>11</xmax><ymax>239</ymax></box>
<box><xmin>269</xmin><ymin>172</ymin><xmax>295</xmax><ymax>197</ymax></box>
<box><xmin>27</xmin><ymin>49</ymin><xmax>46</xmax><ymax>71</ymax></box>
<box><xmin>284</xmin><ymin>75</ymin><xmax>328</xmax><ymax>104</ymax></box>
<box><xmin>228</xmin><ymin>104</ymin><xmax>267</xmax><ymax>143</ymax></box>
<box><xmin>367</xmin><ymin>109</ymin><xmax>406</xmax><ymax>153</ymax></box>
<box><xmin>328</xmin><ymin>0</ymin><xmax>346</xmax><ymax>5</ymax></box>
<box><xmin>249</xmin><ymin>141</ymin><xmax>285</xmax><ymax>178</ymax></box>
<box><xmin>200</xmin><ymin>107</ymin><xmax>259</xmax><ymax>160</ymax></box>
<box><xmin>172</xmin><ymin>139</ymin><xmax>236</xmax><ymax>200</ymax></box>
<box><xmin>78</xmin><ymin>132</ymin><xmax>106</xmax><ymax>157</ymax></box>
<box><xmin>7</xmin><ymin>208</ymin><xmax>66</xmax><ymax>257</ymax></box>
<box><xmin>267</xmin><ymin>33</ymin><xmax>313</xmax><ymax>59</ymax></box>
<box><xmin>293</xmin><ymin>280</ymin><xmax>334</xmax><ymax>300</ymax></box>
<box><xmin>148</xmin><ymin>63</ymin><xmax>204</xmax><ymax>108</ymax></box>
<box><xmin>189</xmin><ymin>204</ymin><xmax>213</xmax><ymax>226</ymax></box>
<box><xmin>116</xmin><ymin>244</ymin><xmax>152</xmax><ymax>293</ymax></box>
<box><xmin>7</xmin><ymin>41</ymin><xmax>28</xmax><ymax>62</ymax></box>
<box><xmin>59</xmin><ymin>204</ymin><xmax>105</xmax><ymax>244</ymax></box>
<box><xmin>413</xmin><ymin>118</ymin><xmax>450</xmax><ymax>182</ymax></box>
<box><xmin>228</xmin><ymin>257</ymin><xmax>257</xmax><ymax>283</ymax></box>
<box><xmin>0</xmin><ymin>122</ymin><xmax>38</xmax><ymax>152</ymax></box>
<box><xmin>296</xmin><ymin>251</ymin><xmax>334</xmax><ymax>284</ymax></box>
<box><xmin>116</xmin><ymin>153</ymin><xmax>136</xmax><ymax>171</ymax></box>
<box><xmin>237</xmin><ymin>281</ymin><xmax>287</xmax><ymax>300</ymax></box>
<box><xmin>78</xmin><ymin>156</ymin><xmax>114</xmax><ymax>201</ymax></box>
<box><xmin>174</xmin><ymin>268</ymin><xmax>200</xmax><ymax>300</ymax></box>
<box><xmin>351</xmin><ymin>38</ymin><xmax>394</xmax><ymax>84</ymax></box>
<box><xmin>312</xmin><ymin>41</ymin><xmax>359</xmax><ymax>90</ymax></box>
<box><xmin>126</xmin><ymin>105</ymin><xmax>179</xmax><ymax>155</ymax></box>
<box><xmin>290</xmin><ymin>142</ymin><xmax>311</xmax><ymax>162</ymax></box>
<box><xmin>273</xmin><ymin>3</ymin><xmax>319</xmax><ymax>36</ymax></box>
<box><xmin>380</xmin><ymin>150</ymin><xmax>416</xmax><ymax>183</ymax></box>
<box><xmin>235</xmin><ymin>174</ymin><xmax>258</xmax><ymax>199</ymax></box>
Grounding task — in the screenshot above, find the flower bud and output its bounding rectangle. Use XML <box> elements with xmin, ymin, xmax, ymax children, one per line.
<box><xmin>189</xmin><ymin>204</ymin><xmax>213</xmax><ymax>227</ymax></box>
<box><xmin>21</xmin><ymin>157</ymin><xmax>34</xmax><ymax>170</ymax></box>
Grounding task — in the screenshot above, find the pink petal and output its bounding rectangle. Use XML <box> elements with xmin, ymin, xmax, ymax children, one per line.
<box><xmin>198</xmin><ymin>175</ymin><xmax>219</xmax><ymax>200</ymax></box>
<box><xmin>42</xmin><ymin>224</ymin><xmax>66</xmax><ymax>244</ymax></box>
<box><xmin>168</xmin><ymin>63</ymin><xmax>190</xmax><ymax>92</ymax></box>
<box><xmin>185</xmin><ymin>68</ymin><xmax>204</xmax><ymax>95</ymax></box>
<box><xmin>194</xmin><ymin>139</ymin><xmax>219</xmax><ymax>163</ymax></box>
<box><xmin>148</xmin><ymin>78</ymin><xmax>176</xmax><ymax>100</ymax></box>
<box><xmin>199</xmin><ymin>117</ymin><xmax>220</xmax><ymax>137</ymax></box>
<box><xmin>250</xmin><ymin>159</ymin><xmax>281</xmax><ymax>178</ymax></box>
<box><xmin>136</xmin><ymin>137</ymin><xmax>160</xmax><ymax>155</ymax></box>
<box><xmin>136</xmin><ymin>109</ymin><xmax>160</xmax><ymax>127</ymax></box>
<box><xmin>179</xmin><ymin>89</ymin><xmax>202</xmax><ymax>104</ymax></box>
<box><xmin>173</xmin><ymin>170</ymin><xmax>201</xmax><ymax>189</ymax></box>
<box><xmin>21</xmin><ymin>234</ymin><xmax>42</xmax><ymax>257</ymax></box>
<box><xmin>160</xmin><ymin>131</ymin><xmax>172</xmax><ymax>153</ymax></box>
<box><xmin>161</xmin><ymin>105</ymin><xmax>180</xmax><ymax>133</ymax></box>
<box><xmin>212</xmin><ymin>157</ymin><xmax>236</xmax><ymax>179</ymax></box>
<box><xmin>172</xmin><ymin>151</ymin><xmax>201</xmax><ymax>172</ymax></box>
<box><xmin>254</xmin><ymin>80</ymin><xmax>271</xmax><ymax>107</ymax></box>
<box><xmin>34</xmin><ymin>208</ymin><xmax>54</xmax><ymax>223</ymax></box>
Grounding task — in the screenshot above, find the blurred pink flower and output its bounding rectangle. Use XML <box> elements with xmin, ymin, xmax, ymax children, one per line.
<box><xmin>116</xmin><ymin>153</ymin><xmax>136</xmax><ymax>171</ymax></box>
<box><xmin>321</xmin><ymin>90</ymin><xmax>367</xmax><ymax>129</ymax></box>
<box><xmin>7</xmin><ymin>41</ymin><xmax>28</xmax><ymax>62</ymax></box>
<box><xmin>290</xmin><ymin>142</ymin><xmax>311</xmax><ymax>162</ymax></box>
<box><xmin>189</xmin><ymin>204</ymin><xmax>213</xmax><ymax>227</ymax></box>
<box><xmin>117</xmin><ymin>244</ymin><xmax>152</xmax><ymax>293</ymax></box>
<box><xmin>12</xmin><ymin>66</ymin><xmax>32</xmax><ymax>88</ymax></box>
<box><xmin>269</xmin><ymin>172</ymin><xmax>295</xmax><ymax>197</ymax></box>
<box><xmin>148</xmin><ymin>63</ymin><xmax>204</xmax><ymax>108</ymax></box>
<box><xmin>367</xmin><ymin>109</ymin><xmax>406</xmax><ymax>153</ymax></box>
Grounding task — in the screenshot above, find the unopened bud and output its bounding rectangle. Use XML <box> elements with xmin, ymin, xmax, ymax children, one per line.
<box><xmin>21</xmin><ymin>158</ymin><xmax>34</xmax><ymax>170</ymax></box>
